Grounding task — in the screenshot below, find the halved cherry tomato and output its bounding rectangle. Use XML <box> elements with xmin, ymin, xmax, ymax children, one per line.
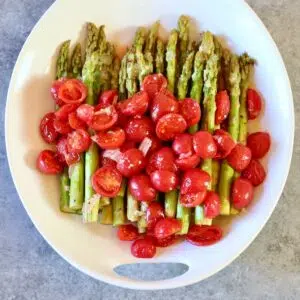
<box><xmin>67</xmin><ymin>129</ymin><xmax>91</xmax><ymax>154</ymax></box>
<box><xmin>131</xmin><ymin>238</ymin><xmax>156</xmax><ymax>258</ymax></box>
<box><xmin>146</xmin><ymin>202</ymin><xmax>165</xmax><ymax>231</ymax></box>
<box><xmin>125</xmin><ymin>117</ymin><xmax>153</xmax><ymax>142</ymax></box>
<box><xmin>215</xmin><ymin>90</ymin><xmax>230</xmax><ymax>125</ymax></box>
<box><xmin>193</xmin><ymin>131</ymin><xmax>217</xmax><ymax>159</ymax></box>
<box><xmin>100</xmin><ymin>153</ymin><xmax>117</xmax><ymax>168</ymax></box>
<box><xmin>92</xmin><ymin>127</ymin><xmax>125</xmax><ymax>150</ymax></box>
<box><xmin>92</xmin><ymin>166</ymin><xmax>122</xmax><ymax>197</ymax></box>
<box><xmin>55</xmin><ymin>104</ymin><xmax>79</xmax><ymax>120</ymax></box>
<box><xmin>180</xmin><ymin>98</ymin><xmax>201</xmax><ymax>127</ymax></box>
<box><xmin>213</xmin><ymin>129</ymin><xmax>236</xmax><ymax>159</ymax></box>
<box><xmin>50</xmin><ymin>78</ymin><xmax>68</xmax><ymax>106</ymax></box>
<box><xmin>150</xmin><ymin>88</ymin><xmax>179</xmax><ymax>122</ymax></box>
<box><xmin>120</xmin><ymin>140</ymin><xmax>136</xmax><ymax>152</ymax></box>
<box><xmin>172</xmin><ymin>133</ymin><xmax>193</xmax><ymax>157</ymax></box>
<box><xmin>56</xmin><ymin>137</ymin><xmax>80</xmax><ymax>166</ymax></box>
<box><xmin>129</xmin><ymin>174</ymin><xmax>157</xmax><ymax>202</ymax></box>
<box><xmin>141</xmin><ymin>74</ymin><xmax>168</xmax><ymax>100</ymax></box>
<box><xmin>150</xmin><ymin>170</ymin><xmax>178</xmax><ymax>192</ymax></box>
<box><xmin>76</xmin><ymin>104</ymin><xmax>94</xmax><ymax>124</ymax></box>
<box><xmin>156</xmin><ymin>113</ymin><xmax>187</xmax><ymax>141</ymax></box>
<box><xmin>181</xmin><ymin>169</ymin><xmax>211</xmax><ymax>194</ymax></box>
<box><xmin>145</xmin><ymin>136</ymin><xmax>162</xmax><ymax>157</ymax></box>
<box><xmin>117</xmin><ymin>224</ymin><xmax>139</xmax><ymax>241</ymax></box>
<box><xmin>118</xmin><ymin>91</ymin><xmax>149</xmax><ymax>117</ymax></box>
<box><xmin>39</xmin><ymin>112</ymin><xmax>59</xmax><ymax>144</ymax></box>
<box><xmin>247</xmin><ymin>88</ymin><xmax>262</xmax><ymax>120</ymax></box>
<box><xmin>68</xmin><ymin>112</ymin><xmax>87</xmax><ymax>130</ymax></box>
<box><xmin>180</xmin><ymin>191</ymin><xmax>207</xmax><ymax>208</ymax></box>
<box><xmin>53</xmin><ymin>118</ymin><xmax>73</xmax><ymax>135</ymax></box>
<box><xmin>227</xmin><ymin>144</ymin><xmax>252</xmax><ymax>172</ymax></box>
<box><xmin>203</xmin><ymin>191</ymin><xmax>221</xmax><ymax>218</ymax></box>
<box><xmin>247</xmin><ymin>132</ymin><xmax>271</xmax><ymax>159</ymax></box>
<box><xmin>117</xmin><ymin>149</ymin><xmax>146</xmax><ymax>177</ymax></box>
<box><xmin>242</xmin><ymin>159</ymin><xmax>266</xmax><ymax>186</ymax></box>
<box><xmin>98</xmin><ymin>89</ymin><xmax>118</xmax><ymax>107</ymax></box>
<box><xmin>36</xmin><ymin>150</ymin><xmax>63</xmax><ymax>174</ymax></box>
<box><xmin>175</xmin><ymin>154</ymin><xmax>201</xmax><ymax>171</ymax></box>
<box><xmin>154</xmin><ymin>218</ymin><xmax>182</xmax><ymax>239</ymax></box>
<box><xmin>58</xmin><ymin>79</ymin><xmax>87</xmax><ymax>105</ymax></box>
<box><xmin>186</xmin><ymin>225</ymin><xmax>222</xmax><ymax>246</ymax></box>
<box><xmin>90</xmin><ymin>105</ymin><xmax>118</xmax><ymax>131</ymax></box>
<box><xmin>232</xmin><ymin>177</ymin><xmax>254</xmax><ymax>209</ymax></box>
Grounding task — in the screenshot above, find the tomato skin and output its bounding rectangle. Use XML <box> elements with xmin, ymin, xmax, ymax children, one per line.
<box><xmin>37</xmin><ymin>150</ymin><xmax>63</xmax><ymax>174</ymax></box>
<box><xmin>67</xmin><ymin>129</ymin><xmax>91</xmax><ymax>154</ymax></box>
<box><xmin>227</xmin><ymin>144</ymin><xmax>252</xmax><ymax>172</ymax></box>
<box><xmin>154</xmin><ymin>218</ymin><xmax>182</xmax><ymax>239</ymax></box>
<box><xmin>203</xmin><ymin>191</ymin><xmax>221</xmax><ymax>218</ymax></box>
<box><xmin>145</xmin><ymin>135</ymin><xmax>162</xmax><ymax>157</ymax></box>
<box><xmin>117</xmin><ymin>149</ymin><xmax>146</xmax><ymax>177</ymax></box>
<box><xmin>50</xmin><ymin>78</ymin><xmax>68</xmax><ymax>106</ymax></box>
<box><xmin>117</xmin><ymin>224</ymin><xmax>139</xmax><ymax>241</ymax></box>
<box><xmin>131</xmin><ymin>238</ymin><xmax>156</xmax><ymax>258</ymax></box>
<box><xmin>76</xmin><ymin>104</ymin><xmax>94</xmax><ymax>124</ymax></box>
<box><xmin>180</xmin><ymin>98</ymin><xmax>201</xmax><ymax>127</ymax></box>
<box><xmin>58</xmin><ymin>79</ymin><xmax>87</xmax><ymax>105</ymax></box>
<box><xmin>39</xmin><ymin>112</ymin><xmax>59</xmax><ymax>144</ymax></box>
<box><xmin>175</xmin><ymin>154</ymin><xmax>201</xmax><ymax>171</ymax></box>
<box><xmin>215</xmin><ymin>90</ymin><xmax>230</xmax><ymax>125</ymax></box>
<box><xmin>181</xmin><ymin>169</ymin><xmax>211</xmax><ymax>194</ymax></box>
<box><xmin>90</xmin><ymin>105</ymin><xmax>118</xmax><ymax>131</ymax></box>
<box><xmin>150</xmin><ymin>170</ymin><xmax>178</xmax><ymax>192</ymax></box>
<box><xmin>141</xmin><ymin>74</ymin><xmax>168</xmax><ymax>100</ymax></box>
<box><xmin>56</xmin><ymin>137</ymin><xmax>80</xmax><ymax>166</ymax></box>
<box><xmin>68</xmin><ymin>112</ymin><xmax>87</xmax><ymax>130</ymax></box>
<box><xmin>180</xmin><ymin>191</ymin><xmax>207</xmax><ymax>208</ymax></box>
<box><xmin>146</xmin><ymin>202</ymin><xmax>165</xmax><ymax>231</ymax></box>
<box><xmin>118</xmin><ymin>91</ymin><xmax>149</xmax><ymax>117</ymax></box>
<box><xmin>125</xmin><ymin>117</ymin><xmax>153</xmax><ymax>142</ymax></box>
<box><xmin>129</xmin><ymin>174</ymin><xmax>157</xmax><ymax>202</ymax></box>
<box><xmin>242</xmin><ymin>159</ymin><xmax>266</xmax><ymax>186</ymax></box>
<box><xmin>55</xmin><ymin>104</ymin><xmax>79</xmax><ymax>120</ymax></box>
<box><xmin>152</xmin><ymin>234</ymin><xmax>177</xmax><ymax>248</ymax></box>
<box><xmin>100</xmin><ymin>153</ymin><xmax>117</xmax><ymax>168</ymax></box>
<box><xmin>247</xmin><ymin>89</ymin><xmax>262</xmax><ymax>120</ymax></box>
<box><xmin>120</xmin><ymin>140</ymin><xmax>136</xmax><ymax>152</ymax></box>
<box><xmin>232</xmin><ymin>177</ymin><xmax>254</xmax><ymax>209</ymax></box>
<box><xmin>193</xmin><ymin>131</ymin><xmax>217</xmax><ymax>159</ymax></box>
<box><xmin>213</xmin><ymin>129</ymin><xmax>236</xmax><ymax>159</ymax></box>
<box><xmin>53</xmin><ymin>118</ymin><xmax>73</xmax><ymax>135</ymax></box>
<box><xmin>172</xmin><ymin>133</ymin><xmax>193</xmax><ymax>157</ymax></box>
<box><xmin>247</xmin><ymin>132</ymin><xmax>271</xmax><ymax>159</ymax></box>
<box><xmin>186</xmin><ymin>225</ymin><xmax>223</xmax><ymax>246</ymax></box>
<box><xmin>92</xmin><ymin>128</ymin><xmax>125</xmax><ymax>150</ymax></box>
<box><xmin>98</xmin><ymin>89</ymin><xmax>118</xmax><ymax>107</ymax></box>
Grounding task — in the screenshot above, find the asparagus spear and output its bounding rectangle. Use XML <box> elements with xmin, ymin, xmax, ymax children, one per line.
<box><xmin>119</xmin><ymin>53</ymin><xmax>128</xmax><ymax>99</ymax></box>
<box><xmin>56</xmin><ymin>40</ymin><xmax>70</xmax><ymax>79</ymax></box>
<box><xmin>98</xmin><ymin>25</ymin><xmax>106</xmax><ymax>52</ymax></box>
<box><xmin>111</xmin><ymin>56</ymin><xmax>121</xmax><ymax>90</ymax></box>
<box><xmin>69</xmin><ymin>43</ymin><xmax>83</xmax><ymax>79</ymax></box>
<box><xmin>137</xmin><ymin>202</ymin><xmax>148</xmax><ymax>234</ymax></box>
<box><xmin>155</xmin><ymin>38</ymin><xmax>165</xmax><ymax>74</ymax></box>
<box><xmin>126</xmin><ymin>49</ymin><xmax>138</xmax><ymax>96</ymax></box>
<box><xmin>127</xmin><ymin>188</ymin><xmax>139</xmax><ymax>222</ymax></box>
<box><xmin>164</xmin><ymin>190</ymin><xmax>177</xmax><ymax>218</ymax></box>
<box><xmin>113</xmin><ymin>180</ymin><xmax>126</xmax><ymax>226</ymax></box>
<box><xmin>145</xmin><ymin>21</ymin><xmax>159</xmax><ymax>56</ymax></box>
<box><xmin>100</xmin><ymin>200</ymin><xmax>113</xmax><ymax>225</ymax></box>
<box><xmin>178</xmin><ymin>15</ymin><xmax>190</xmax><ymax>77</ymax></box>
<box><xmin>85</xmin><ymin>22</ymin><xmax>99</xmax><ymax>59</ymax></box>
<box><xmin>176</xmin><ymin>197</ymin><xmax>191</xmax><ymax>235</ymax></box>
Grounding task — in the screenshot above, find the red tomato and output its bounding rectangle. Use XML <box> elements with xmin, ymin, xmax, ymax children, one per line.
<box><xmin>141</xmin><ymin>74</ymin><xmax>168</xmax><ymax>100</ymax></box>
<box><xmin>120</xmin><ymin>140</ymin><xmax>136</xmax><ymax>152</ymax></box>
<box><xmin>193</xmin><ymin>131</ymin><xmax>217</xmax><ymax>159</ymax></box>
<box><xmin>146</xmin><ymin>202</ymin><xmax>165</xmax><ymax>231</ymax></box>
<box><xmin>125</xmin><ymin>117</ymin><xmax>153</xmax><ymax>142</ymax></box>
<box><xmin>100</xmin><ymin>152</ymin><xmax>117</xmax><ymax>168</ymax></box>
<box><xmin>247</xmin><ymin>88</ymin><xmax>262</xmax><ymax>120</ymax></box>
<box><xmin>181</xmin><ymin>169</ymin><xmax>211</xmax><ymax>194</ymax></box>
<box><xmin>203</xmin><ymin>191</ymin><xmax>221</xmax><ymax>218</ymax></box>
<box><xmin>180</xmin><ymin>191</ymin><xmax>207</xmax><ymax>208</ymax></box>
<box><xmin>58</xmin><ymin>79</ymin><xmax>87</xmax><ymax>105</ymax></box>
<box><xmin>150</xmin><ymin>88</ymin><xmax>179</xmax><ymax>122</ymax></box>
<box><xmin>36</xmin><ymin>150</ymin><xmax>63</xmax><ymax>174</ymax></box>
<box><xmin>118</xmin><ymin>91</ymin><xmax>149</xmax><ymax>117</ymax></box>
<box><xmin>131</xmin><ymin>238</ymin><xmax>156</xmax><ymax>258</ymax></box>
<box><xmin>242</xmin><ymin>159</ymin><xmax>266</xmax><ymax>186</ymax></box>
<box><xmin>227</xmin><ymin>144</ymin><xmax>252</xmax><ymax>172</ymax></box>
<box><xmin>153</xmin><ymin>235</ymin><xmax>177</xmax><ymax>248</ymax></box>
<box><xmin>67</xmin><ymin>129</ymin><xmax>91</xmax><ymax>154</ymax></box>
<box><xmin>215</xmin><ymin>90</ymin><xmax>230</xmax><ymax>125</ymax></box>
<box><xmin>76</xmin><ymin>104</ymin><xmax>94</xmax><ymax>124</ymax></box>
<box><xmin>232</xmin><ymin>177</ymin><xmax>254</xmax><ymax>209</ymax></box>
<box><xmin>50</xmin><ymin>78</ymin><xmax>67</xmax><ymax>106</ymax></box>
<box><xmin>150</xmin><ymin>170</ymin><xmax>178</xmax><ymax>192</ymax></box>
<box><xmin>186</xmin><ymin>225</ymin><xmax>223</xmax><ymax>246</ymax></box>
<box><xmin>172</xmin><ymin>133</ymin><xmax>193</xmax><ymax>157</ymax></box>
<box><xmin>56</xmin><ymin>137</ymin><xmax>80</xmax><ymax>166</ymax></box>
<box><xmin>98</xmin><ymin>89</ymin><xmax>118</xmax><ymax>107</ymax></box>
<box><xmin>90</xmin><ymin>105</ymin><xmax>118</xmax><ymax>131</ymax></box>
<box><xmin>39</xmin><ymin>112</ymin><xmax>59</xmax><ymax>144</ymax></box>
<box><xmin>213</xmin><ymin>129</ymin><xmax>236</xmax><ymax>159</ymax></box>
<box><xmin>92</xmin><ymin>128</ymin><xmax>125</xmax><ymax>150</ymax></box>
<box><xmin>247</xmin><ymin>132</ymin><xmax>271</xmax><ymax>159</ymax></box>
<box><xmin>117</xmin><ymin>224</ymin><xmax>139</xmax><ymax>241</ymax></box>
<box><xmin>53</xmin><ymin>118</ymin><xmax>73</xmax><ymax>135</ymax></box>
<box><xmin>129</xmin><ymin>174</ymin><xmax>157</xmax><ymax>202</ymax></box>
<box><xmin>55</xmin><ymin>104</ymin><xmax>78</xmax><ymax>120</ymax></box>
<box><xmin>180</xmin><ymin>98</ymin><xmax>201</xmax><ymax>127</ymax></box>
<box><xmin>156</xmin><ymin>113</ymin><xmax>187</xmax><ymax>141</ymax></box>
<box><xmin>117</xmin><ymin>149</ymin><xmax>146</xmax><ymax>177</ymax></box>
<box><xmin>68</xmin><ymin>112</ymin><xmax>87</xmax><ymax>130</ymax></box>
<box><xmin>154</xmin><ymin>218</ymin><xmax>182</xmax><ymax>239</ymax></box>
<box><xmin>92</xmin><ymin>166</ymin><xmax>122</xmax><ymax>197</ymax></box>
<box><xmin>146</xmin><ymin>136</ymin><xmax>163</xmax><ymax>157</ymax></box>
<box><xmin>175</xmin><ymin>154</ymin><xmax>201</xmax><ymax>171</ymax></box>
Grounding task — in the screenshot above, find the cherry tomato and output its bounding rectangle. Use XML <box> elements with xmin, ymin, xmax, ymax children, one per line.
<box><xmin>98</xmin><ymin>89</ymin><xmax>118</xmax><ymax>107</ymax></box>
<box><xmin>100</xmin><ymin>158</ymin><xmax>116</xmax><ymax>169</ymax></box>
<box><xmin>129</xmin><ymin>174</ymin><xmax>157</xmax><ymax>202</ymax></box>
<box><xmin>117</xmin><ymin>149</ymin><xmax>146</xmax><ymax>177</ymax></box>
<box><xmin>227</xmin><ymin>144</ymin><xmax>252</xmax><ymax>172</ymax></box>
<box><xmin>247</xmin><ymin>88</ymin><xmax>262</xmax><ymax>120</ymax></box>
<box><xmin>181</xmin><ymin>169</ymin><xmax>211</xmax><ymax>194</ymax></box>
<box><xmin>153</xmin><ymin>235</ymin><xmax>177</xmax><ymax>248</ymax></box>
<box><xmin>180</xmin><ymin>98</ymin><xmax>201</xmax><ymax>127</ymax></box>
<box><xmin>146</xmin><ymin>136</ymin><xmax>162</xmax><ymax>157</ymax></box>
<box><xmin>180</xmin><ymin>191</ymin><xmax>207</xmax><ymax>208</ymax></box>
<box><xmin>146</xmin><ymin>202</ymin><xmax>165</xmax><ymax>231</ymax></box>
<box><xmin>193</xmin><ymin>131</ymin><xmax>217</xmax><ymax>159</ymax></box>
<box><xmin>117</xmin><ymin>224</ymin><xmax>139</xmax><ymax>241</ymax></box>
<box><xmin>242</xmin><ymin>159</ymin><xmax>266</xmax><ymax>186</ymax></box>
<box><xmin>36</xmin><ymin>150</ymin><xmax>63</xmax><ymax>174</ymax></box>
<box><xmin>150</xmin><ymin>170</ymin><xmax>178</xmax><ymax>192</ymax></box>
<box><xmin>154</xmin><ymin>218</ymin><xmax>182</xmax><ymax>239</ymax></box>
<box><xmin>116</xmin><ymin>110</ymin><xmax>129</xmax><ymax>128</ymax></box>
<box><xmin>213</xmin><ymin>129</ymin><xmax>236</xmax><ymax>159</ymax></box>
<box><xmin>67</xmin><ymin>129</ymin><xmax>91</xmax><ymax>154</ymax></box>
<box><xmin>39</xmin><ymin>112</ymin><xmax>59</xmax><ymax>144</ymax></box>
<box><xmin>232</xmin><ymin>177</ymin><xmax>254</xmax><ymax>209</ymax></box>
<box><xmin>50</xmin><ymin>78</ymin><xmax>67</xmax><ymax>106</ymax></box>
<box><xmin>175</xmin><ymin>154</ymin><xmax>201</xmax><ymax>171</ymax></box>
<box><xmin>92</xmin><ymin>127</ymin><xmax>125</xmax><ymax>150</ymax></box>
<box><xmin>131</xmin><ymin>238</ymin><xmax>156</xmax><ymax>258</ymax></box>
<box><xmin>125</xmin><ymin>117</ymin><xmax>153</xmax><ymax>142</ymax></box>
<box><xmin>76</xmin><ymin>104</ymin><xmax>94</xmax><ymax>124</ymax></box>
<box><xmin>141</xmin><ymin>74</ymin><xmax>168</xmax><ymax>100</ymax></box>
<box><xmin>156</xmin><ymin>113</ymin><xmax>187</xmax><ymax>141</ymax></box>
<box><xmin>120</xmin><ymin>140</ymin><xmax>136</xmax><ymax>152</ymax></box>
<box><xmin>150</xmin><ymin>88</ymin><xmax>179</xmax><ymax>122</ymax></box>
<box><xmin>55</xmin><ymin>104</ymin><xmax>78</xmax><ymax>120</ymax></box>
<box><xmin>247</xmin><ymin>132</ymin><xmax>271</xmax><ymax>159</ymax></box>
<box><xmin>203</xmin><ymin>191</ymin><xmax>221</xmax><ymax>218</ymax></box>
<box><xmin>118</xmin><ymin>91</ymin><xmax>149</xmax><ymax>117</ymax></box>
<box><xmin>172</xmin><ymin>133</ymin><xmax>193</xmax><ymax>157</ymax></box>
<box><xmin>58</xmin><ymin>79</ymin><xmax>87</xmax><ymax>105</ymax></box>
<box><xmin>68</xmin><ymin>112</ymin><xmax>87</xmax><ymax>130</ymax></box>
<box><xmin>90</xmin><ymin>105</ymin><xmax>118</xmax><ymax>131</ymax></box>
<box><xmin>53</xmin><ymin>118</ymin><xmax>73</xmax><ymax>135</ymax></box>
<box><xmin>92</xmin><ymin>166</ymin><xmax>122</xmax><ymax>197</ymax></box>
<box><xmin>186</xmin><ymin>225</ymin><xmax>223</xmax><ymax>246</ymax></box>
<box><xmin>215</xmin><ymin>90</ymin><xmax>230</xmax><ymax>125</ymax></box>
<box><xmin>56</xmin><ymin>137</ymin><xmax>80</xmax><ymax>166</ymax></box>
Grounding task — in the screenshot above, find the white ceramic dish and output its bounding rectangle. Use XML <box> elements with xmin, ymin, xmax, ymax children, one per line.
<box><xmin>5</xmin><ymin>0</ymin><xmax>294</xmax><ymax>290</ymax></box>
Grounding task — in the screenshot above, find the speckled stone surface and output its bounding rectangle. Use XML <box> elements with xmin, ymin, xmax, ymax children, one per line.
<box><xmin>0</xmin><ymin>0</ymin><xmax>299</xmax><ymax>299</ymax></box>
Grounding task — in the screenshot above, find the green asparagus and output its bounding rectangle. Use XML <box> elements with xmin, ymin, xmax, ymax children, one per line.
<box><xmin>164</xmin><ymin>190</ymin><xmax>177</xmax><ymax>218</ymax></box>
<box><xmin>119</xmin><ymin>52</ymin><xmax>128</xmax><ymax>99</ymax></box>
<box><xmin>178</xmin><ymin>15</ymin><xmax>190</xmax><ymax>77</ymax></box>
<box><xmin>85</xmin><ymin>22</ymin><xmax>99</xmax><ymax>59</ymax></box>
<box><xmin>111</xmin><ymin>56</ymin><xmax>121</xmax><ymax>90</ymax></box>
<box><xmin>112</xmin><ymin>181</ymin><xmax>126</xmax><ymax>226</ymax></box>
<box><xmin>145</xmin><ymin>21</ymin><xmax>159</xmax><ymax>56</ymax></box>
<box><xmin>56</xmin><ymin>40</ymin><xmax>70</xmax><ymax>79</ymax></box>
<box><xmin>69</xmin><ymin>43</ymin><xmax>83</xmax><ymax>79</ymax></box>
<box><xmin>155</xmin><ymin>38</ymin><xmax>165</xmax><ymax>74</ymax></box>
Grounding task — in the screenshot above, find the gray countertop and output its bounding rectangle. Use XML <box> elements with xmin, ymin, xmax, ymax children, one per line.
<box><xmin>0</xmin><ymin>0</ymin><xmax>299</xmax><ymax>299</ymax></box>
